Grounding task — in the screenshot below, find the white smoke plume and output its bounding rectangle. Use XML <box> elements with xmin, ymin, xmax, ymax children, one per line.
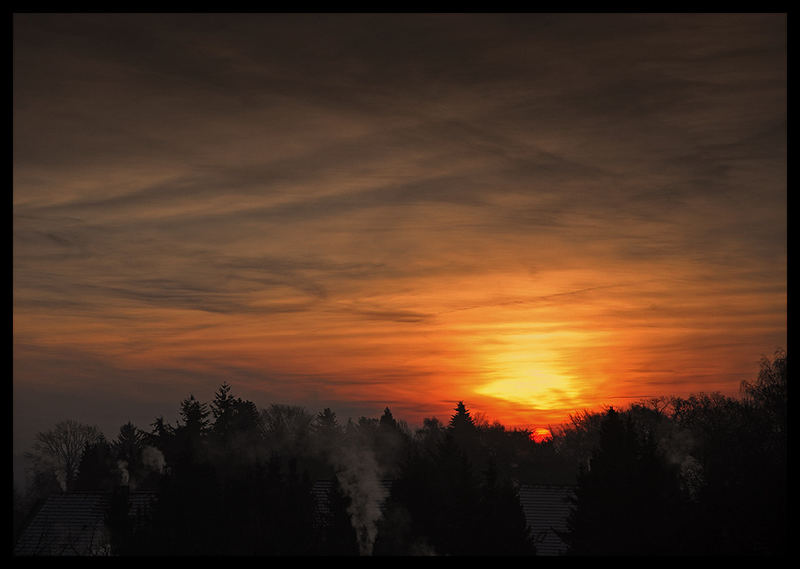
<box><xmin>141</xmin><ymin>445</ymin><xmax>165</xmax><ymax>475</ymax></box>
<box><xmin>332</xmin><ymin>443</ymin><xmax>388</xmax><ymax>556</ymax></box>
<box><xmin>53</xmin><ymin>466</ymin><xmax>67</xmax><ymax>492</ymax></box>
<box><xmin>116</xmin><ymin>446</ymin><xmax>165</xmax><ymax>490</ymax></box>
<box><xmin>657</xmin><ymin>427</ymin><xmax>704</xmax><ymax>499</ymax></box>
<box><xmin>117</xmin><ymin>460</ymin><xmax>130</xmax><ymax>486</ymax></box>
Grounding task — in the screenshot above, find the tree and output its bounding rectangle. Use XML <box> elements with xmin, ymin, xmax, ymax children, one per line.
<box><xmin>25</xmin><ymin>420</ymin><xmax>103</xmax><ymax>492</ymax></box>
<box><xmin>172</xmin><ymin>395</ymin><xmax>210</xmax><ymax>469</ymax></box>
<box><xmin>379</xmin><ymin>407</ymin><xmax>398</xmax><ymax>431</ymax></box>
<box><xmin>375</xmin><ymin>407</ymin><xmax>409</xmax><ymax>476</ymax></box>
<box><xmin>113</xmin><ymin>422</ymin><xmax>145</xmax><ymax>485</ymax></box>
<box><xmin>565</xmin><ymin>407</ymin><xmax>687</xmax><ymax>555</ymax></box>
<box><xmin>472</xmin><ymin>457</ymin><xmax>536</xmax><ymax>555</ymax></box>
<box><xmin>661</xmin><ymin>350</ymin><xmax>789</xmax><ymax>555</ymax></box>
<box><xmin>321</xmin><ymin>476</ymin><xmax>361</xmax><ymax>555</ymax></box>
<box><xmin>738</xmin><ymin>349</ymin><xmax>787</xmax><ymax>554</ymax></box>
<box><xmin>210</xmin><ymin>382</ymin><xmax>237</xmax><ymax>440</ymax></box>
<box><xmin>312</xmin><ymin>407</ymin><xmax>343</xmax><ymax>465</ymax></box>
<box><xmin>389</xmin><ymin>429</ymin><xmax>483</xmax><ymax>555</ymax></box>
<box><xmin>260</xmin><ymin>404</ymin><xmax>313</xmax><ymax>453</ymax></box>
<box><xmin>74</xmin><ymin>437</ymin><xmax>116</xmax><ymax>491</ymax></box>
<box><xmin>178</xmin><ymin>394</ymin><xmax>210</xmax><ymax>436</ymax></box>
<box><xmin>448</xmin><ymin>401</ymin><xmax>476</xmax><ymax>432</ymax></box>
<box><xmin>313</xmin><ymin>407</ymin><xmax>341</xmax><ymax>440</ymax></box>
<box><xmin>148</xmin><ymin>415</ymin><xmax>173</xmax><ymax>444</ymax></box>
<box><xmin>740</xmin><ymin>348</ymin><xmax>787</xmax><ymax>440</ymax></box>
<box><xmin>414</xmin><ymin>417</ymin><xmax>446</xmax><ymax>457</ymax></box>
<box><xmin>208</xmin><ymin>383</ymin><xmax>262</xmax><ymax>464</ymax></box>
<box><xmin>551</xmin><ymin>408</ymin><xmax>606</xmax><ymax>474</ymax></box>
<box><xmin>448</xmin><ymin>400</ymin><xmax>482</xmax><ymax>472</ymax></box>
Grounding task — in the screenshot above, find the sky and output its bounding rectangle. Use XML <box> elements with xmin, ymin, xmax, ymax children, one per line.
<box><xmin>13</xmin><ymin>13</ymin><xmax>786</xmax><ymax>459</ymax></box>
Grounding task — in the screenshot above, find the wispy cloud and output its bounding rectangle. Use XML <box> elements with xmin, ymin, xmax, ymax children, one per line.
<box><xmin>13</xmin><ymin>13</ymin><xmax>785</xmax><ymax>443</ymax></box>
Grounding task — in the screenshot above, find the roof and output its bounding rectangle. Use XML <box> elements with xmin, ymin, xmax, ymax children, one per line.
<box><xmin>518</xmin><ymin>484</ymin><xmax>576</xmax><ymax>556</ymax></box>
<box><xmin>14</xmin><ymin>489</ymin><xmax>157</xmax><ymax>556</ymax></box>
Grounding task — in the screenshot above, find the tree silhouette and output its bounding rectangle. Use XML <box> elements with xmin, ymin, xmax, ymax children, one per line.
<box><xmin>665</xmin><ymin>351</ymin><xmax>788</xmax><ymax>554</ymax></box>
<box><xmin>172</xmin><ymin>394</ymin><xmax>210</xmax><ymax>469</ymax></box>
<box><xmin>113</xmin><ymin>422</ymin><xmax>145</xmax><ymax>485</ymax></box>
<box><xmin>16</xmin><ymin>350</ymin><xmax>787</xmax><ymax>556</ymax></box>
<box><xmin>25</xmin><ymin>420</ymin><xmax>103</xmax><ymax>492</ymax></box>
<box><xmin>449</xmin><ymin>401</ymin><xmax>477</xmax><ymax>432</ymax></box>
<box><xmin>312</xmin><ymin>407</ymin><xmax>341</xmax><ymax>449</ymax></box>
<box><xmin>74</xmin><ymin>437</ymin><xmax>116</xmax><ymax>491</ymax></box>
<box><xmin>178</xmin><ymin>394</ymin><xmax>210</xmax><ymax>436</ymax></box>
<box><xmin>375</xmin><ymin>407</ymin><xmax>410</xmax><ymax>476</ymax></box>
<box><xmin>210</xmin><ymin>382</ymin><xmax>237</xmax><ymax>440</ymax></box>
<box><xmin>260</xmin><ymin>404</ymin><xmax>313</xmax><ymax>454</ymax></box>
<box><xmin>741</xmin><ymin>349</ymin><xmax>787</xmax><ymax>445</ymax></box>
<box><xmin>472</xmin><ymin>457</ymin><xmax>536</xmax><ymax>555</ymax></box>
<box><xmin>565</xmin><ymin>407</ymin><xmax>687</xmax><ymax>555</ymax></box>
<box><xmin>387</xmin><ymin>428</ymin><xmax>482</xmax><ymax>555</ymax></box>
<box><xmin>738</xmin><ymin>350</ymin><xmax>787</xmax><ymax>554</ymax></box>
<box><xmin>207</xmin><ymin>384</ymin><xmax>262</xmax><ymax>467</ymax></box>
<box><xmin>414</xmin><ymin>417</ymin><xmax>446</xmax><ymax>457</ymax></box>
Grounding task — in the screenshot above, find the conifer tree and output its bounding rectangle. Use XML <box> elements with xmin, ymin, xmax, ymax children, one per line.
<box><xmin>173</xmin><ymin>394</ymin><xmax>210</xmax><ymax>469</ymax></box>
<box><xmin>449</xmin><ymin>401</ymin><xmax>476</xmax><ymax>431</ymax></box>
<box><xmin>210</xmin><ymin>382</ymin><xmax>236</xmax><ymax>440</ymax></box>
<box><xmin>74</xmin><ymin>438</ymin><xmax>116</xmax><ymax>491</ymax></box>
<box><xmin>114</xmin><ymin>422</ymin><xmax>145</xmax><ymax>483</ymax></box>
<box><xmin>565</xmin><ymin>407</ymin><xmax>686</xmax><ymax>555</ymax></box>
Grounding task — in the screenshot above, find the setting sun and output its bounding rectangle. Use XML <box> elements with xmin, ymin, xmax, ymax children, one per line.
<box><xmin>530</xmin><ymin>428</ymin><xmax>553</xmax><ymax>444</ymax></box>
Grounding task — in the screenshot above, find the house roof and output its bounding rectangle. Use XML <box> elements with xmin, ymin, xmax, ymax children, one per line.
<box><xmin>16</xmin><ymin>483</ymin><xmax>574</xmax><ymax>555</ymax></box>
<box><xmin>14</xmin><ymin>490</ymin><xmax>157</xmax><ymax>556</ymax></box>
<box><xmin>518</xmin><ymin>484</ymin><xmax>576</xmax><ymax>556</ymax></box>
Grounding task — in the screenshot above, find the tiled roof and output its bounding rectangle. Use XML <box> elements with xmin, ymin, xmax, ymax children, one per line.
<box><xmin>518</xmin><ymin>484</ymin><xmax>576</xmax><ymax>556</ymax></box>
<box><xmin>14</xmin><ymin>490</ymin><xmax>157</xmax><ymax>556</ymax></box>
<box><xmin>16</xmin><ymin>483</ymin><xmax>573</xmax><ymax>555</ymax></box>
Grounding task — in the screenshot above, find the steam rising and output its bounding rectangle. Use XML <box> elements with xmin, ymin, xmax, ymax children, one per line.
<box><xmin>115</xmin><ymin>446</ymin><xmax>166</xmax><ymax>489</ymax></box>
<box><xmin>117</xmin><ymin>460</ymin><xmax>130</xmax><ymax>486</ymax></box>
<box><xmin>331</xmin><ymin>443</ymin><xmax>387</xmax><ymax>556</ymax></box>
<box><xmin>658</xmin><ymin>428</ymin><xmax>704</xmax><ymax>498</ymax></box>
<box><xmin>142</xmin><ymin>445</ymin><xmax>165</xmax><ymax>475</ymax></box>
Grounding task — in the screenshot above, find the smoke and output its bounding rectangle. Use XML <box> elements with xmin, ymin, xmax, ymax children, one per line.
<box><xmin>657</xmin><ymin>428</ymin><xmax>704</xmax><ymax>499</ymax></box>
<box><xmin>117</xmin><ymin>460</ymin><xmax>130</xmax><ymax>486</ymax></box>
<box><xmin>141</xmin><ymin>445</ymin><xmax>165</xmax><ymax>475</ymax></box>
<box><xmin>115</xmin><ymin>446</ymin><xmax>165</xmax><ymax>490</ymax></box>
<box><xmin>54</xmin><ymin>467</ymin><xmax>67</xmax><ymax>491</ymax></box>
<box><xmin>332</xmin><ymin>443</ymin><xmax>388</xmax><ymax>556</ymax></box>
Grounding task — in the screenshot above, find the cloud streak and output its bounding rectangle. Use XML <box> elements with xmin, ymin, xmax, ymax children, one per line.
<box><xmin>13</xmin><ymin>14</ymin><xmax>785</xmax><ymax>447</ymax></box>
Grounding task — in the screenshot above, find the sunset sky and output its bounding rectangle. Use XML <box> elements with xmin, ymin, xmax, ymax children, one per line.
<box><xmin>13</xmin><ymin>13</ymin><xmax>786</xmax><ymax>457</ymax></box>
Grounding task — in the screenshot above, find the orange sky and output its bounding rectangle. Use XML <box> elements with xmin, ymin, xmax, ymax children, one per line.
<box><xmin>13</xmin><ymin>14</ymin><xmax>786</xmax><ymax>451</ymax></box>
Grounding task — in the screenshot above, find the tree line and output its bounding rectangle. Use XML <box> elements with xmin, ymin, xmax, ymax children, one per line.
<box><xmin>558</xmin><ymin>349</ymin><xmax>787</xmax><ymax>555</ymax></box>
<box><xmin>13</xmin><ymin>349</ymin><xmax>786</xmax><ymax>555</ymax></box>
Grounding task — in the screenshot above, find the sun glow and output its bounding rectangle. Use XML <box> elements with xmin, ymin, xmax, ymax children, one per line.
<box><xmin>530</xmin><ymin>428</ymin><xmax>553</xmax><ymax>443</ymax></box>
<box><xmin>475</xmin><ymin>370</ymin><xmax>569</xmax><ymax>409</ymax></box>
<box><xmin>468</xmin><ymin>324</ymin><xmax>601</xmax><ymax>411</ymax></box>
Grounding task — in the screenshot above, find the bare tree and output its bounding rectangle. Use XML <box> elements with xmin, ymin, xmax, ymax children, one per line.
<box><xmin>25</xmin><ymin>420</ymin><xmax>103</xmax><ymax>491</ymax></box>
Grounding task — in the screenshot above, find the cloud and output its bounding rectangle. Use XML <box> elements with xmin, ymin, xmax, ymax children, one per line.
<box><xmin>13</xmin><ymin>13</ymin><xmax>786</xmax><ymax>446</ymax></box>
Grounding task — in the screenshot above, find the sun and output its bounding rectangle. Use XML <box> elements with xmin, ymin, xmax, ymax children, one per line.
<box><xmin>530</xmin><ymin>428</ymin><xmax>553</xmax><ymax>443</ymax></box>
